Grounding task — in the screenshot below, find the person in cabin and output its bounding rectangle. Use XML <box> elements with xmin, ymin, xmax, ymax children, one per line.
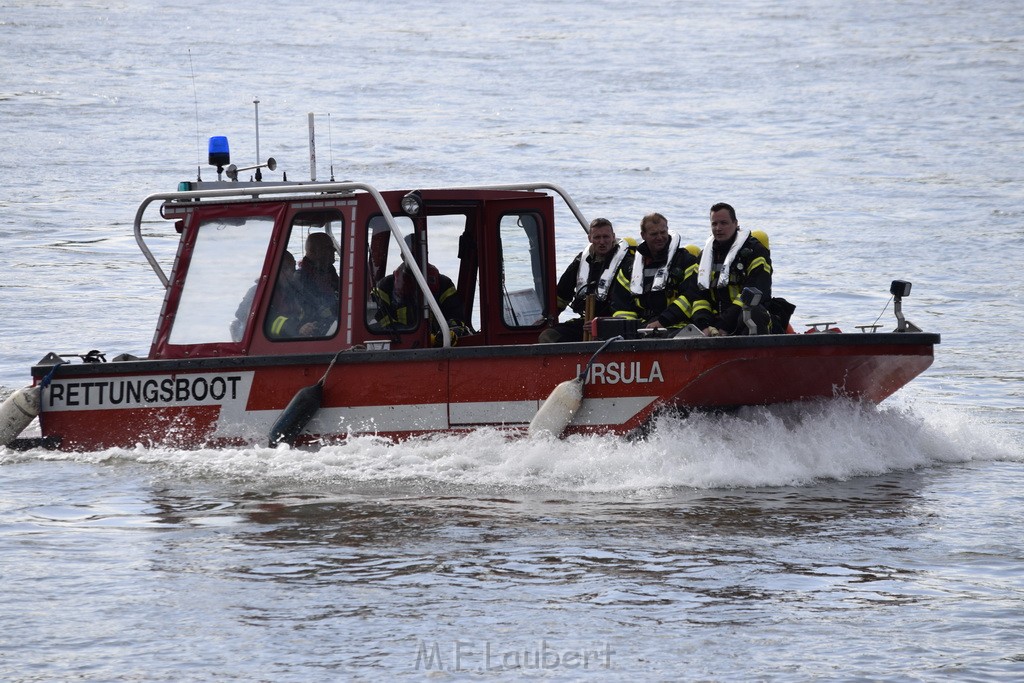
<box><xmin>230</xmin><ymin>251</ymin><xmax>315</xmax><ymax>340</ymax></box>
<box><xmin>230</xmin><ymin>284</ymin><xmax>258</xmax><ymax>342</ymax></box>
<box><xmin>372</xmin><ymin>234</ymin><xmax>470</xmax><ymax>346</ymax></box>
<box><xmin>296</xmin><ymin>231</ymin><xmax>340</xmax><ymax>336</ymax></box>
<box><xmin>609</xmin><ymin>212</ymin><xmax>700</xmax><ymax>330</ymax></box>
<box><xmin>264</xmin><ymin>251</ymin><xmax>321</xmax><ymax>338</ymax></box>
<box><xmin>538</xmin><ymin>218</ymin><xmax>631</xmax><ymax>343</ymax></box>
<box><xmin>690</xmin><ymin>202</ymin><xmax>785</xmax><ymax>336</ymax></box>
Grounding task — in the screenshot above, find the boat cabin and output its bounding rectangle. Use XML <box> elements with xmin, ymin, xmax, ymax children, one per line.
<box><xmin>140</xmin><ymin>182</ymin><xmax>588</xmax><ymax>360</ymax></box>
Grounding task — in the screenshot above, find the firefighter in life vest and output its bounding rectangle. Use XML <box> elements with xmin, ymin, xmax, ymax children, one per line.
<box><xmin>539</xmin><ymin>217</ymin><xmax>631</xmax><ymax>343</ymax></box>
<box><xmin>609</xmin><ymin>212</ymin><xmax>700</xmax><ymax>330</ymax></box>
<box><xmin>372</xmin><ymin>234</ymin><xmax>469</xmax><ymax>346</ymax></box>
<box><xmin>690</xmin><ymin>202</ymin><xmax>792</xmax><ymax>336</ymax></box>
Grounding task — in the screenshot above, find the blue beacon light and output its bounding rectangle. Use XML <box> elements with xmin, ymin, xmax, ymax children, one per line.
<box><xmin>208</xmin><ymin>136</ymin><xmax>230</xmax><ymax>173</ymax></box>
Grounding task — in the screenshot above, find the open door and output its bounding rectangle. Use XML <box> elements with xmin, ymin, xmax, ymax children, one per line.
<box><xmin>477</xmin><ymin>196</ymin><xmax>556</xmax><ymax>346</ymax></box>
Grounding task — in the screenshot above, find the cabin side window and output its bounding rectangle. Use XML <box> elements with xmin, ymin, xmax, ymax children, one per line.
<box><xmin>172</xmin><ymin>216</ymin><xmax>275</xmax><ymax>346</ymax></box>
<box><xmin>426</xmin><ymin>214</ymin><xmax>477</xmax><ymax>332</ymax></box>
<box><xmin>498</xmin><ymin>212</ymin><xmax>546</xmax><ymax>328</ymax></box>
<box><xmin>277</xmin><ymin>211</ymin><xmax>345</xmax><ymax>339</ymax></box>
<box><xmin>365</xmin><ymin>215</ymin><xmax>417</xmax><ymax>333</ymax></box>
<box><xmin>258</xmin><ymin>249</ymin><xmax>305</xmax><ymax>339</ymax></box>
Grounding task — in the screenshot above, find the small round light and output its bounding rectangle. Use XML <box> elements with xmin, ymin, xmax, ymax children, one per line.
<box><xmin>401</xmin><ymin>191</ymin><xmax>423</xmax><ymax>216</ymax></box>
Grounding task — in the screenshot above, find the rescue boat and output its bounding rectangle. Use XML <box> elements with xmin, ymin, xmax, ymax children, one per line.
<box><xmin>3</xmin><ymin>125</ymin><xmax>939</xmax><ymax>451</ymax></box>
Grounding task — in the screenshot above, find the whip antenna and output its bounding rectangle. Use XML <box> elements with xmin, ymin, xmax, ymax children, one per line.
<box><xmin>328</xmin><ymin>113</ymin><xmax>335</xmax><ymax>181</ymax></box>
<box><xmin>308</xmin><ymin>112</ymin><xmax>316</xmax><ymax>181</ymax></box>
<box><xmin>253</xmin><ymin>96</ymin><xmax>262</xmax><ymax>181</ymax></box>
<box><xmin>188</xmin><ymin>49</ymin><xmax>202</xmax><ymax>181</ymax></box>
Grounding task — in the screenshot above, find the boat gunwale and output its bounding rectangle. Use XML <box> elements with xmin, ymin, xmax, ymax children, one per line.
<box><xmin>31</xmin><ymin>332</ymin><xmax>940</xmax><ymax>379</ymax></box>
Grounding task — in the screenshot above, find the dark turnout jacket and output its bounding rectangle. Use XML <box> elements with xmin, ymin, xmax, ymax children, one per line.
<box><xmin>609</xmin><ymin>240</ymin><xmax>699</xmax><ymax>327</ymax></box>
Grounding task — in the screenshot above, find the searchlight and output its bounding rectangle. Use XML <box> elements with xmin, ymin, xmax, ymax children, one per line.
<box><xmin>401</xmin><ymin>190</ymin><xmax>424</xmax><ymax>216</ymax></box>
<box><xmin>890</xmin><ymin>280</ymin><xmax>921</xmax><ymax>333</ymax></box>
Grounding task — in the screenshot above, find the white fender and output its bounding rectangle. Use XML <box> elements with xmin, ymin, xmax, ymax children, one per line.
<box><xmin>528</xmin><ymin>377</ymin><xmax>584</xmax><ymax>438</ymax></box>
<box><xmin>0</xmin><ymin>385</ymin><xmax>41</xmax><ymax>447</ymax></box>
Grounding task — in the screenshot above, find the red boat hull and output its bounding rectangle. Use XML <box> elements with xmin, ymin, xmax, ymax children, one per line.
<box><xmin>32</xmin><ymin>333</ymin><xmax>937</xmax><ymax>450</ymax></box>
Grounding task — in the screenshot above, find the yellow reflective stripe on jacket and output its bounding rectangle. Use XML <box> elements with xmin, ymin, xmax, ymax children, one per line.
<box><xmin>373</xmin><ymin>286</ymin><xmax>413</xmax><ymax>327</ymax></box>
<box><xmin>691</xmin><ymin>299</ymin><xmax>714</xmax><ymax>316</ymax></box>
<box><xmin>748</xmin><ymin>256</ymin><xmax>771</xmax><ymax>275</ymax></box>
<box><xmin>615</xmin><ymin>268</ymin><xmax>632</xmax><ymax>289</ymax></box>
<box><xmin>727</xmin><ymin>283</ymin><xmax>744</xmax><ymax>307</ymax></box>
<box><xmin>269</xmin><ymin>315</ymin><xmax>289</xmax><ymax>337</ymax></box>
<box><xmin>667</xmin><ymin>295</ymin><xmax>692</xmax><ymax>319</ymax></box>
<box><xmin>438</xmin><ymin>285</ymin><xmax>457</xmax><ymax>305</ymax></box>
<box><xmin>378</xmin><ymin>307</ymin><xmax>411</xmax><ymax>327</ymax></box>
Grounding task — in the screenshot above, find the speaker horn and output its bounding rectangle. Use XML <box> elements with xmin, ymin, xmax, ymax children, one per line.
<box><xmin>226</xmin><ymin>157</ymin><xmax>277</xmax><ymax>181</ymax></box>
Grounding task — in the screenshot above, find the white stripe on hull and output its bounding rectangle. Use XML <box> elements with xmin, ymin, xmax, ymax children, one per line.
<box><xmin>450</xmin><ymin>400</ymin><xmax>540</xmax><ymax>425</ymax></box>
<box><xmin>574</xmin><ymin>396</ymin><xmax>660</xmax><ymax>425</ymax></box>
<box><xmin>307</xmin><ymin>403</ymin><xmax>450</xmax><ymax>434</ymax></box>
<box><xmin>41</xmin><ymin>370</ymin><xmax>662</xmax><ymax>441</ymax></box>
<box><xmin>301</xmin><ymin>396</ymin><xmax>661</xmax><ymax>434</ymax></box>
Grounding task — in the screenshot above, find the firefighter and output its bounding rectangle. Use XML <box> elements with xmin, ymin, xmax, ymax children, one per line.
<box><xmin>610</xmin><ymin>212</ymin><xmax>699</xmax><ymax>330</ymax></box>
<box><xmin>691</xmin><ymin>202</ymin><xmax>778</xmax><ymax>336</ymax></box>
<box><xmin>372</xmin><ymin>234</ymin><xmax>469</xmax><ymax>346</ymax></box>
<box><xmin>539</xmin><ymin>218</ymin><xmax>631</xmax><ymax>343</ymax></box>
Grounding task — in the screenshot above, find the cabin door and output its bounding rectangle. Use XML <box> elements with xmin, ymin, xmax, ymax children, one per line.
<box><xmin>478</xmin><ymin>197</ymin><xmax>555</xmax><ymax>346</ymax></box>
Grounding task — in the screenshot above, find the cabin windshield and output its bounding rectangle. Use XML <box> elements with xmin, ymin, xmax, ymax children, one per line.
<box><xmin>170</xmin><ymin>216</ymin><xmax>275</xmax><ymax>345</ymax></box>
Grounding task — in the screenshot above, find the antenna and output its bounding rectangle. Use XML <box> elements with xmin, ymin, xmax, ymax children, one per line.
<box><xmin>222</xmin><ymin>97</ymin><xmax>274</xmax><ymax>182</ymax></box>
<box><xmin>308</xmin><ymin>112</ymin><xmax>317</xmax><ymax>181</ymax></box>
<box><xmin>188</xmin><ymin>49</ymin><xmax>202</xmax><ymax>181</ymax></box>
<box><xmin>328</xmin><ymin>113</ymin><xmax>335</xmax><ymax>181</ymax></box>
<box><xmin>253</xmin><ymin>96</ymin><xmax>262</xmax><ymax>181</ymax></box>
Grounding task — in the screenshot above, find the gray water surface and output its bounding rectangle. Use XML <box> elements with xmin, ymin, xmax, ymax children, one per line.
<box><xmin>1</xmin><ymin>0</ymin><xmax>1022</xmax><ymax>679</ymax></box>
